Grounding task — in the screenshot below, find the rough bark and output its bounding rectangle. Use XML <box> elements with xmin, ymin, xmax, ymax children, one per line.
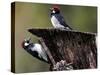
<box><xmin>28</xmin><ymin>28</ymin><xmax>97</xmax><ymax>70</ymax></box>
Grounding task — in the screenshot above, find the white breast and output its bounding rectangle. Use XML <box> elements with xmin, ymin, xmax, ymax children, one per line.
<box><xmin>51</xmin><ymin>16</ymin><xmax>64</xmax><ymax>28</ymax></box>
<box><xmin>31</xmin><ymin>43</ymin><xmax>48</xmax><ymax>61</ymax></box>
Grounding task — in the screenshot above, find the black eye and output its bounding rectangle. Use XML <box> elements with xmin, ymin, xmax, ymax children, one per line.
<box><xmin>27</xmin><ymin>40</ymin><xmax>29</xmax><ymax>43</ymax></box>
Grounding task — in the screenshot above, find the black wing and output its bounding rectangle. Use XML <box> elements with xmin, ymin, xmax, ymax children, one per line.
<box><xmin>55</xmin><ymin>14</ymin><xmax>72</xmax><ymax>30</ymax></box>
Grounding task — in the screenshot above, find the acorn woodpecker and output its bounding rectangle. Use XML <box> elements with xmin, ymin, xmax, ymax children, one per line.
<box><xmin>22</xmin><ymin>37</ymin><xmax>49</xmax><ymax>63</ymax></box>
<box><xmin>50</xmin><ymin>5</ymin><xmax>72</xmax><ymax>30</ymax></box>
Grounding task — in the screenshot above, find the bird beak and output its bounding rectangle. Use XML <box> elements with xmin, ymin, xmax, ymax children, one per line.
<box><xmin>28</xmin><ymin>37</ymin><xmax>31</xmax><ymax>41</ymax></box>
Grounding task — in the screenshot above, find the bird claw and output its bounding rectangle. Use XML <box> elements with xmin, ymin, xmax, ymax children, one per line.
<box><xmin>53</xmin><ymin>60</ymin><xmax>73</xmax><ymax>71</ymax></box>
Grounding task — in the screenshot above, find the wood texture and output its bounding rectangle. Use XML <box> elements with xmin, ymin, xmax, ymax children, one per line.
<box><xmin>28</xmin><ymin>28</ymin><xmax>97</xmax><ymax>70</ymax></box>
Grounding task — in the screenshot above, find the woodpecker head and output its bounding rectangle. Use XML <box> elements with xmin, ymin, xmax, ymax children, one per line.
<box><xmin>50</xmin><ymin>5</ymin><xmax>60</xmax><ymax>14</ymax></box>
<box><xmin>22</xmin><ymin>37</ymin><xmax>31</xmax><ymax>50</ymax></box>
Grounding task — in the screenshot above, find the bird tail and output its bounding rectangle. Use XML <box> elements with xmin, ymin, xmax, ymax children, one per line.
<box><xmin>64</xmin><ymin>27</ymin><xmax>72</xmax><ymax>30</ymax></box>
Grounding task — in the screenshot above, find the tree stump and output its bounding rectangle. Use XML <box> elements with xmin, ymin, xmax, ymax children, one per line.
<box><xmin>28</xmin><ymin>28</ymin><xmax>97</xmax><ymax>70</ymax></box>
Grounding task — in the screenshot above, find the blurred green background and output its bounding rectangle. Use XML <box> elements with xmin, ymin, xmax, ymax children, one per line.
<box><xmin>14</xmin><ymin>2</ymin><xmax>97</xmax><ymax>73</ymax></box>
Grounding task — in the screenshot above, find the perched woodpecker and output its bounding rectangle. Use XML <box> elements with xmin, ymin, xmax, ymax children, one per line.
<box><xmin>22</xmin><ymin>38</ymin><xmax>49</xmax><ymax>63</ymax></box>
<box><xmin>50</xmin><ymin>5</ymin><xmax>72</xmax><ymax>30</ymax></box>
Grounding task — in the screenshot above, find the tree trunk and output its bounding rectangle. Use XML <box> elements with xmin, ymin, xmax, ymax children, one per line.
<box><xmin>28</xmin><ymin>28</ymin><xmax>97</xmax><ymax>70</ymax></box>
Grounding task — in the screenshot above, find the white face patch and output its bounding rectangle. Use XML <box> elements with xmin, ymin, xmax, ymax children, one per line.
<box><xmin>52</xmin><ymin>10</ymin><xmax>55</xmax><ymax>13</ymax></box>
<box><xmin>24</xmin><ymin>42</ymin><xmax>29</xmax><ymax>46</ymax></box>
